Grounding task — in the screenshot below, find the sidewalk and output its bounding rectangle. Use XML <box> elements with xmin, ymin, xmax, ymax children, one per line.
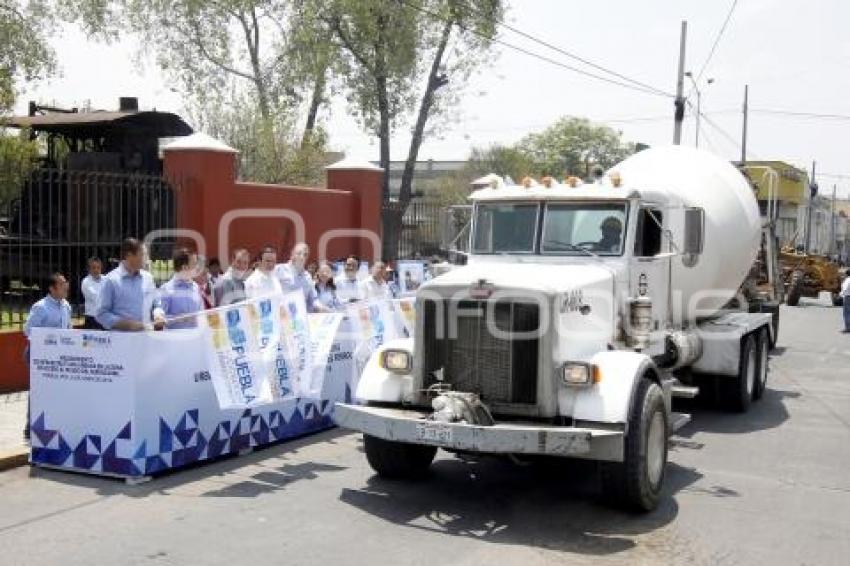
<box><xmin>0</xmin><ymin>392</ymin><xmax>29</xmax><ymax>470</ymax></box>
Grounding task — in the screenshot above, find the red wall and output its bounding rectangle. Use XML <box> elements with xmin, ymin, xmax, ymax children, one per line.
<box><xmin>164</xmin><ymin>148</ymin><xmax>384</xmax><ymax>264</ymax></box>
<box><xmin>0</xmin><ymin>332</ymin><xmax>29</xmax><ymax>393</ymax></box>
<box><xmin>0</xmin><ymin>142</ymin><xmax>384</xmax><ymax>393</ymax></box>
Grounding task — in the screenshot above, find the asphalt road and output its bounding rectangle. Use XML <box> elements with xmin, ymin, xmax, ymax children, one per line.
<box><xmin>1</xmin><ymin>300</ymin><xmax>849</xmax><ymax>565</ymax></box>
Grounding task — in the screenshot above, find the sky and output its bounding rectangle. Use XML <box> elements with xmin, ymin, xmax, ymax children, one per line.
<box><xmin>14</xmin><ymin>0</ymin><xmax>850</xmax><ymax>197</ymax></box>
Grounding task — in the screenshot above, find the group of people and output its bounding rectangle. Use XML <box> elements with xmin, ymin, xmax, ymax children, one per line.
<box><xmin>24</xmin><ymin>238</ymin><xmax>411</xmax><ymax>339</ymax></box>
<box><xmin>20</xmin><ymin>237</ymin><xmax>417</xmax><ymax>440</ymax></box>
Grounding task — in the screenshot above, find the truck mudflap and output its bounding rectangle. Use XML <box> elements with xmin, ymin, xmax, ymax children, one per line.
<box><xmin>333</xmin><ymin>403</ymin><xmax>625</xmax><ymax>462</ymax></box>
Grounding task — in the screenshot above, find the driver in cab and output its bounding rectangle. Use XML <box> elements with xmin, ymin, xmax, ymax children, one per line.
<box><xmin>596</xmin><ymin>217</ymin><xmax>623</xmax><ymax>253</ymax></box>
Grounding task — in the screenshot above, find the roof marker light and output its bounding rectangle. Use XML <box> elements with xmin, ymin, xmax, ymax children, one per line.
<box><xmin>609</xmin><ymin>172</ymin><xmax>622</xmax><ymax>188</ymax></box>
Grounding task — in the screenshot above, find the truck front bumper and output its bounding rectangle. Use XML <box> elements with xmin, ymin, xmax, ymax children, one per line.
<box><xmin>333</xmin><ymin>403</ymin><xmax>624</xmax><ymax>461</ymax></box>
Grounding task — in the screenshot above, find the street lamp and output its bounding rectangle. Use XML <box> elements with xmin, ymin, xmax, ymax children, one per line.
<box><xmin>684</xmin><ymin>72</ymin><xmax>714</xmax><ymax>148</ymax></box>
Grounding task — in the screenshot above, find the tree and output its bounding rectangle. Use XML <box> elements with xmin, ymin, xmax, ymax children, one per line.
<box><xmin>516</xmin><ymin>117</ymin><xmax>635</xmax><ymax>178</ymax></box>
<box><xmin>466</xmin><ymin>144</ymin><xmax>538</xmax><ymax>182</ymax></box>
<box><xmin>0</xmin><ymin>1</ymin><xmax>58</xmax><ymax>114</ymax></box>
<box><xmin>321</xmin><ymin>0</ymin><xmax>503</xmax><ymax>259</ymax></box>
<box><xmin>0</xmin><ymin>130</ymin><xmax>38</xmax><ymax>203</ymax></box>
<box><xmin>188</xmin><ymin>93</ymin><xmax>333</xmax><ymax>186</ymax></box>
<box><xmin>73</xmin><ymin>0</ymin><xmax>337</xmax><ymax>181</ymax></box>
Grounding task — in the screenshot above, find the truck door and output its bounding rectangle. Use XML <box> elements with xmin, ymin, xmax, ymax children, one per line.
<box><xmin>630</xmin><ymin>206</ymin><xmax>671</xmax><ymax>354</ymax></box>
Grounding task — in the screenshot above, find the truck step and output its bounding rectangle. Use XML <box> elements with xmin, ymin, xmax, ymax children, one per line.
<box><xmin>670</xmin><ymin>412</ymin><xmax>692</xmax><ymax>433</ymax></box>
<box><xmin>671</xmin><ymin>384</ymin><xmax>700</xmax><ymax>399</ymax></box>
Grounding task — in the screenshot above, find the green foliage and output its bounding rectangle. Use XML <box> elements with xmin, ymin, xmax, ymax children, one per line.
<box><xmin>321</xmin><ymin>0</ymin><xmax>503</xmax><ymax>169</ymax></box>
<box><xmin>0</xmin><ymin>0</ymin><xmax>58</xmax><ymax>114</ymax></box>
<box><xmin>0</xmin><ymin>129</ymin><xmax>38</xmax><ymax>202</ymax></box>
<box><xmin>189</xmin><ymin>96</ymin><xmax>333</xmax><ymax>186</ymax></box>
<box><xmin>516</xmin><ymin>117</ymin><xmax>635</xmax><ymax>177</ymax></box>
<box><xmin>466</xmin><ymin>144</ymin><xmax>538</xmax><ymax>181</ymax></box>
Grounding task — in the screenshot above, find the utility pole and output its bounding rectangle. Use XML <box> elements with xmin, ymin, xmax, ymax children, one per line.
<box><xmin>673</xmin><ymin>21</ymin><xmax>687</xmax><ymax>145</ymax></box>
<box><xmin>830</xmin><ymin>184</ymin><xmax>837</xmax><ymax>257</ymax></box>
<box><xmin>805</xmin><ymin>160</ymin><xmax>816</xmax><ymax>253</ymax></box>
<box><xmin>741</xmin><ymin>85</ymin><xmax>749</xmax><ymax>164</ymax></box>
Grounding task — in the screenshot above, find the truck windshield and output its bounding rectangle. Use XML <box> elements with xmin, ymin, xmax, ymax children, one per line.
<box><xmin>472</xmin><ymin>203</ymin><xmax>538</xmax><ymax>253</ymax></box>
<box><xmin>471</xmin><ymin>201</ymin><xmax>629</xmax><ymax>256</ymax></box>
<box><xmin>541</xmin><ymin>203</ymin><xmax>628</xmax><ymax>255</ymax></box>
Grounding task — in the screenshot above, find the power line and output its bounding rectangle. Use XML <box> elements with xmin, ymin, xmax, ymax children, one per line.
<box><xmin>686</xmin><ymin>0</ymin><xmax>739</xmax><ymax>101</ymax></box>
<box><xmin>397</xmin><ymin>0</ymin><xmax>674</xmax><ymax>98</ymax></box>
<box><xmin>693</xmin><ymin>0</ymin><xmax>739</xmax><ymax>84</ymax></box>
<box><xmin>751</xmin><ymin>108</ymin><xmax>850</xmax><ymax>121</ymax></box>
<box><xmin>477</xmin><ymin>10</ymin><xmax>674</xmax><ymax>97</ymax></box>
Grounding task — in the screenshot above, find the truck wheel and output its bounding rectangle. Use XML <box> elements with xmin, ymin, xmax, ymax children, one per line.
<box><xmin>600</xmin><ymin>378</ymin><xmax>668</xmax><ymax>513</ymax></box>
<box><xmin>752</xmin><ymin>329</ymin><xmax>770</xmax><ymax>401</ymax></box>
<box><xmin>363</xmin><ymin>434</ymin><xmax>437</xmax><ymax>479</ymax></box>
<box><xmin>724</xmin><ymin>334</ymin><xmax>756</xmax><ymax>412</ymax></box>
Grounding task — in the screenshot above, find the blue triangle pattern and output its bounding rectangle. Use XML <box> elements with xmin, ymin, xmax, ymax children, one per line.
<box><xmin>117</xmin><ymin>421</ymin><xmax>131</xmax><ymax>440</ymax></box>
<box><xmin>73</xmin><ymin>437</ymin><xmax>99</xmax><ymax>470</ymax></box>
<box><xmin>159</xmin><ymin>418</ymin><xmax>173</xmax><ymax>453</ymax></box>
<box><xmin>133</xmin><ymin>440</ymin><xmax>148</xmax><ymax>460</ymax></box>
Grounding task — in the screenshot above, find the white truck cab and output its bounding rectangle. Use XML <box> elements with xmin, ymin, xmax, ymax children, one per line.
<box><xmin>334</xmin><ymin>146</ymin><xmax>775</xmax><ymax>512</ymax></box>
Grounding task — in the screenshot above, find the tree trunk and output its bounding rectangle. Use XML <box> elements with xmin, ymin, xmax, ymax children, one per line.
<box><xmin>301</xmin><ymin>69</ymin><xmax>326</xmax><ymax>147</ymax></box>
<box><xmin>397</xmin><ymin>18</ymin><xmax>453</xmax><ymax>218</ymax></box>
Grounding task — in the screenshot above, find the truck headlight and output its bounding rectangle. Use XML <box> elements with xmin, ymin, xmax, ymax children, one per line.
<box><xmin>559</xmin><ymin>362</ymin><xmax>600</xmax><ymax>386</ymax></box>
<box><xmin>380</xmin><ymin>349</ymin><xmax>412</xmax><ymax>374</ymax></box>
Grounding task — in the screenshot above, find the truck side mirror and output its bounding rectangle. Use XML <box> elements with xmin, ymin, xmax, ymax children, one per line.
<box><xmin>683</xmin><ymin>207</ymin><xmax>704</xmax><ymax>267</ymax></box>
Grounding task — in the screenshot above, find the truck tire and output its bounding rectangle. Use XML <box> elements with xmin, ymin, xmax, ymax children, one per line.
<box><xmin>363</xmin><ymin>434</ymin><xmax>437</xmax><ymax>479</ymax></box>
<box><xmin>723</xmin><ymin>334</ymin><xmax>757</xmax><ymax>412</ymax></box>
<box><xmin>599</xmin><ymin>378</ymin><xmax>668</xmax><ymax>513</ymax></box>
<box><xmin>752</xmin><ymin>328</ymin><xmax>770</xmax><ymax>401</ymax></box>
<box><xmin>759</xmin><ymin>302</ymin><xmax>780</xmax><ymax>349</ymax></box>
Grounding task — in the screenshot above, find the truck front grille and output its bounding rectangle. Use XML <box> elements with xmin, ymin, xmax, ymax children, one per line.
<box><xmin>421</xmin><ymin>299</ymin><xmax>539</xmax><ymax>404</ymax></box>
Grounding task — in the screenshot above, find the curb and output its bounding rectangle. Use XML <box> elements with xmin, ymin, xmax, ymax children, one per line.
<box><xmin>0</xmin><ymin>448</ymin><xmax>29</xmax><ymax>472</ymax></box>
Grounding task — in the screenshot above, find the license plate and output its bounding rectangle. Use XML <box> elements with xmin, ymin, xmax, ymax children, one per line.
<box><xmin>415</xmin><ymin>422</ymin><xmax>453</xmax><ymax>444</ymax></box>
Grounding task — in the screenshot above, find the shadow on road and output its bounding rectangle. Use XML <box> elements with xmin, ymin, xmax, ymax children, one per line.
<box><xmin>675</xmin><ymin>386</ymin><xmax>795</xmax><ymax>436</ymax></box>
<box><xmin>27</xmin><ymin>428</ymin><xmax>351</xmax><ymax>499</ymax></box>
<box><xmin>339</xmin><ymin>456</ymin><xmax>703</xmax><ymax>556</ymax></box>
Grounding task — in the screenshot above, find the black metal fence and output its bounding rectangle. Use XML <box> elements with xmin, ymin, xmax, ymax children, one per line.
<box><xmin>383</xmin><ymin>199</ymin><xmax>471</xmax><ymax>259</ymax></box>
<box><xmin>0</xmin><ymin>169</ymin><xmax>179</xmax><ymax>330</ymax></box>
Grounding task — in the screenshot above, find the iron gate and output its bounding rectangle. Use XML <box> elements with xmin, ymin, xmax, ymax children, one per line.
<box><xmin>0</xmin><ymin>169</ymin><xmax>179</xmax><ymax>329</ymax></box>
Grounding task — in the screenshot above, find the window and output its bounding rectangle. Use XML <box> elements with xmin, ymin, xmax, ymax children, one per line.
<box><xmin>541</xmin><ymin>203</ymin><xmax>628</xmax><ymax>255</ymax></box>
<box><xmin>472</xmin><ymin>203</ymin><xmax>538</xmax><ymax>254</ymax></box>
<box><xmin>634</xmin><ymin>208</ymin><xmax>663</xmax><ymax>257</ymax></box>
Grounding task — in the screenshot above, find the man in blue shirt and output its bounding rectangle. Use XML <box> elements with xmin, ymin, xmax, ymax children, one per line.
<box><xmin>274</xmin><ymin>242</ymin><xmax>321</xmax><ymax>312</ymax></box>
<box><xmin>96</xmin><ymin>238</ymin><xmax>166</xmax><ymax>331</ymax></box>
<box><xmin>159</xmin><ymin>248</ymin><xmax>204</xmax><ymax>329</ymax></box>
<box><xmin>23</xmin><ymin>272</ymin><xmax>73</xmax><ymax>441</ymax></box>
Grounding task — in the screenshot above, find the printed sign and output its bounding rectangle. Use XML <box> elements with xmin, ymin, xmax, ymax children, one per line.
<box><xmin>205</xmin><ymin>303</ymin><xmax>273</xmax><ymax>408</ymax></box>
<box><xmin>396</xmin><ymin>261</ymin><xmax>425</xmax><ymax>295</ymax></box>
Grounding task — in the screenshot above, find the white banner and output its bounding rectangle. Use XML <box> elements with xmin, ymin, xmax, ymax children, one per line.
<box><xmin>306</xmin><ymin>313</ymin><xmax>345</xmax><ymax>398</ymax></box>
<box><xmin>346</xmin><ymin>299</ymin><xmax>404</xmax><ymax>376</ymax></box>
<box><xmin>393</xmin><ymin>297</ymin><xmax>416</xmax><ymax>338</ymax></box>
<box><xmin>204</xmin><ymin>304</ymin><xmax>273</xmax><ymax>408</ymax></box>
<box><xmin>276</xmin><ymin>291</ymin><xmax>311</xmax><ymax>398</ymax></box>
<box><xmin>249</xmin><ymin>296</ymin><xmax>296</xmax><ymax>400</ymax></box>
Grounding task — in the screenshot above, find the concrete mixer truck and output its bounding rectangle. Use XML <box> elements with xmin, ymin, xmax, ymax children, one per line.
<box><xmin>334</xmin><ymin>146</ymin><xmax>775</xmax><ymax>512</ymax></box>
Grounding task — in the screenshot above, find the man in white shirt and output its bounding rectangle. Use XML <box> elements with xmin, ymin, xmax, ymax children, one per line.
<box><xmin>81</xmin><ymin>257</ymin><xmax>104</xmax><ymax>329</ymax></box>
<box><xmin>274</xmin><ymin>242</ymin><xmax>322</xmax><ymax>311</ymax></box>
<box><xmin>334</xmin><ymin>255</ymin><xmax>363</xmax><ymax>304</ymax></box>
<box><xmin>245</xmin><ymin>246</ymin><xmax>283</xmax><ymax>299</ymax></box>
<box><xmin>359</xmin><ymin>261</ymin><xmax>392</xmax><ymax>300</ymax></box>
<box><xmin>841</xmin><ymin>268</ymin><xmax>850</xmax><ymax>333</ymax></box>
